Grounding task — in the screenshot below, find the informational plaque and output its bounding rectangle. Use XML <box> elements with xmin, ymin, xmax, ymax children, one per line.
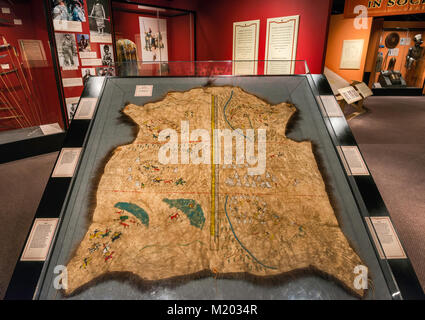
<box><xmin>21</xmin><ymin>218</ymin><xmax>59</xmax><ymax>261</ymax></box>
<box><xmin>19</xmin><ymin>39</ymin><xmax>47</xmax><ymax>68</ymax></box>
<box><xmin>135</xmin><ymin>85</ymin><xmax>153</xmax><ymax>97</ymax></box>
<box><xmin>232</xmin><ymin>20</ymin><xmax>260</xmax><ymax>75</ymax></box>
<box><xmin>400</xmin><ymin>37</ymin><xmax>411</xmax><ymax>46</ymax></box>
<box><xmin>265</xmin><ymin>15</ymin><xmax>299</xmax><ymax>75</ymax></box>
<box><xmin>52</xmin><ymin>148</ymin><xmax>82</xmax><ymax>178</ymax></box>
<box><xmin>340</xmin><ymin>39</ymin><xmax>364</xmax><ymax>70</ymax></box>
<box><xmin>366</xmin><ymin>217</ymin><xmax>407</xmax><ymax>260</ymax></box>
<box><xmin>81</xmin><ymin>58</ymin><xmax>103</xmax><ymax>66</ymax></box>
<box><xmin>40</xmin><ymin>122</ymin><xmax>63</xmax><ymax>135</ymax></box>
<box><xmin>74</xmin><ymin>98</ymin><xmax>98</xmax><ymax>120</ymax></box>
<box><xmin>13</xmin><ymin>19</ymin><xmax>22</xmax><ymax>25</ymax></box>
<box><xmin>355</xmin><ymin>82</ymin><xmax>373</xmax><ymax>99</ymax></box>
<box><xmin>79</xmin><ymin>51</ymin><xmax>97</xmax><ymax>59</ymax></box>
<box><xmin>53</xmin><ymin>20</ymin><xmax>82</xmax><ymax>33</ymax></box>
<box><xmin>62</xmin><ymin>78</ymin><xmax>83</xmax><ymax>88</ymax></box>
<box><xmin>340</xmin><ymin>146</ymin><xmax>369</xmax><ymax>175</ymax></box>
<box><xmin>338</xmin><ymin>86</ymin><xmax>362</xmax><ymax>104</ymax></box>
<box><xmin>388</xmin><ymin>48</ymin><xmax>399</xmax><ymax>57</ymax></box>
<box><xmin>320</xmin><ymin>95</ymin><xmax>344</xmax><ymax>117</ymax></box>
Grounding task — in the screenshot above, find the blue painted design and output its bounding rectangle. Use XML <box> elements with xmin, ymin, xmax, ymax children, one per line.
<box><xmin>114</xmin><ymin>202</ymin><xmax>149</xmax><ymax>227</ymax></box>
<box><xmin>224</xmin><ymin>195</ymin><xmax>277</xmax><ymax>270</ymax></box>
<box><xmin>163</xmin><ymin>198</ymin><xmax>205</xmax><ymax>230</ymax></box>
<box><xmin>222</xmin><ymin>90</ymin><xmax>251</xmax><ymax>141</ymax></box>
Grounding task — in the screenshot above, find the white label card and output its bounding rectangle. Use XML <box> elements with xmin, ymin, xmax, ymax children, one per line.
<box><xmin>40</xmin><ymin>122</ymin><xmax>63</xmax><ymax>135</ymax></box>
<box><xmin>90</xmin><ymin>32</ymin><xmax>112</xmax><ymax>43</ymax></box>
<box><xmin>21</xmin><ymin>218</ymin><xmax>59</xmax><ymax>261</ymax></box>
<box><xmin>62</xmin><ymin>78</ymin><xmax>83</xmax><ymax>88</ymax></box>
<box><xmin>74</xmin><ymin>98</ymin><xmax>98</xmax><ymax>120</ymax></box>
<box><xmin>81</xmin><ymin>58</ymin><xmax>102</xmax><ymax>66</ymax></box>
<box><xmin>1</xmin><ymin>64</ymin><xmax>9</xmax><ymax>70</ymax></box>
<box><xmin>388</xmin><ymin>48</ymin><xmax>399</xmax><ymax>57</ymax></box>
<box><xmin>355</xmin><ymin>82</ymin><xmax>373</xmax><ymax>98</ymax></box>
<box><xmin>53</xmin><ymin>20</ymin><xmax>82</xmax><ymax>32</ymax></box>
<box><xmin>320</xmin><ymin>95</ymin><xmax>344</xmax><ymax>117</ymax></box>
<box><xmin>338</xmin><ymin>86</ymin><xmax>362</xmax><ymax>104</ymax></box>
<box><xmin>52</xmin><ymin>148</ymin><xmax>82</xmax><ymax>178</ymax></box>
<box><xmin>13</xmin><ymin>19</ymin><xmax>22</xmax><ymax>25</ymax></box>
<box><xmin>79</xmin><ymin>51</ymin><xmax>97</xmax><ymax>59</ymax></box>
<box><xmin>367</xmin><ymin>217</ymin><xmax>407</xmax><ymax>259</ymax></box>
<box><xmin>340</xmin><ymin>146</ymin><xmax>369</xmax><ymax>175</ymax></box>
<box><xmin>1</xmin><ymin>7</ymin><xmax>10</xmax><ymax>14</ymax></box>
<box><xmin>135</xmin><ymin>85</ymin><xmax>153</xmax><ymax>97</ymax></box>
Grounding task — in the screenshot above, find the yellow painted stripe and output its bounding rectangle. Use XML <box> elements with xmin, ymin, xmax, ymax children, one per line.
<box><xmin>210</xmin><ymin>95</ymin><xmax>215</xmax><ymax>238</ymax></box>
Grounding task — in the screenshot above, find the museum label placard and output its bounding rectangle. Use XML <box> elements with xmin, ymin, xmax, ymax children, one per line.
<box><xmin>265</xmin><ymin>15</ymin><xmax>299</xmax><ymax>75</ymax></box>
<box><xmin>74</xmin><ymin>98</ymin><xmax>98</xmax><ymax>120</ymax></box>
<box><xmin>21</xmin><ymin>218</ymin><xmax>59</xmax><ymax>261</ymax></box>
<box><xmin>366</xmin><ymin>217</ymin><xmax>407</xmax><ymax>259</ymax></box>
<box><xmin>52</xmin><ymin>148</ymin><xmax>82</xmax><ymax>178</ymax></box>
<box><xmin>232</xmin><ymin>20</ymin><xmax>260</xmax><ymax>75</ymax></box>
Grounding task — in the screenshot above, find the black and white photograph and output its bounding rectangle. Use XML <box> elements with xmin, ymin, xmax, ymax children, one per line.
<box><xmin>87</xmin><ymin>0</ymin><xmax>112</xmax><ymax>43</ymax></box>
<box><xmin>52</xmin><ymin>0</ymin><xmax>86</xmax><ymax>22</ymax></box>
<box><xmin>54</xmin><ymin>32</ymin><xmax>79</xmax><ymax>70</ymax></box>
<box><xmin>100</xmin><ymin>44</ymin><xmax>114</xmax><ymax>66</ymax></box>
<box><xmin>65</xmin><ymin>97</ymin><xmax>80</xmax><ymax>122</ymax></box>
<box><xmin>96</xmin><ymin>66</ymin><xmax>115</xmax><ymax>76</ymax></box>
<box><xmin>77</xmin><ymin>34</ymin><xmax>91</xmax><ymax>52</ymax></box>
<box><xmin>81</xmin><ymin>67</ymin><xmax>96</xmax><ymax>84</ymax></box>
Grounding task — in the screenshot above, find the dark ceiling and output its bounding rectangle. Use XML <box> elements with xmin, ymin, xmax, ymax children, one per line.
<box><xmin>331</xmin><ymin>0</ymin><xmax>346</xmax><ymax>14</ymax></box>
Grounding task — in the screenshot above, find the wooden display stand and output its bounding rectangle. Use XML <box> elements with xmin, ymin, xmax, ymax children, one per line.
<box><xmin>336</xmin><ymin>81</ymin><xmax>373</xmax><ymax>120</ymax></box>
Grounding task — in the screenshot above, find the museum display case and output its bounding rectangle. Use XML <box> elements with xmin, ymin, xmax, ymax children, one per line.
<box><xmin>5</xmin><ymin>60</ymin><xmax>424</xmax><ymax>300</ymax></box>
<box><xmin>373</xmin><ymin>27</ymin><xmax>425</xmax><ymax>89</ymax></box>
<box><xmin>0</xmin><ymin>0</ymin><xmax>66</xmax><ymax>148</ymax></box>
<box><xmin>112</xmin><ymin>1</ymin><xmax>195</xmax><ymax>76</ymax></box>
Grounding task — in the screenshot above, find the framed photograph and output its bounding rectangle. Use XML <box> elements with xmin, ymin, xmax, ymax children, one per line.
<box><xmin>81</xmin><ymin>67</ymin><xmax>96</xmax><ymax>84</ymax></box>
<box><xmin>100</xmin><ymin>44</ymin><xmax>114</xmax><ymax>66</ymax></box>
<box><xmin>340</xmin><ymin>39</ymin><xmax>364</xmax><ymax>70</ymax></box>
<box><xmin>54</xmin><ymin>32</ymin><xmax>79</xmax><ymax>70</ymax></box>
<box><xmin>87</xmin><ymin>0</ymin><xmax>112</xmax><ymax>43</ymax></box>
<box><xmin>65</xmin><ymin>96</ymin><xmax>80</xmax><ymax>121</ymax></box>
<box><xmin>139</xmin><ymin>16</ymin><xmax>168</xmax><ymax>62</ymax></box>
<box><xmin>52</xmin><ymin>0</ymin><xmax>86</xmax><ymax>22</ymax></box>
<box><xmin>77</xmin><ymin>33</ymin><xmax>91</xmax><ymax>52</ymax></box>
<box><xmin>96</xmin><ymin>66</ymin><xmax>115</xmax><ymax>76</ymax></box>
<box><xmin>52</xmin><ymin>0</ymin><xmax>85</xmax><ymax>32</ymax></box>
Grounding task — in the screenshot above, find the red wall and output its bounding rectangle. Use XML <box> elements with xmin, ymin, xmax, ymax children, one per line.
<box><xmin>113</xmin><ymin>6</ymin><xmax>193</xmax><ymax>62</ymax></box>
<box><xmin>196</xmin><ymin>0</ymin><xmax>332</xmax><ymax>74</ymax></box>
<box><xmin>123</xmin><ymin>0</ymin><xmax>332</xmax><ymax>74</ymax></box>
<box><xmin>0</xmin><ymin>0</ymin><xmax>64</xmax><ymax>131</ymax></box>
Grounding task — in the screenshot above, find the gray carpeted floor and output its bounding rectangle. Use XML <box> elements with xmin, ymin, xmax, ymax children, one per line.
<box><xmin>348</xmin><ymin>96</ymin><xmax>425</xmax><ymax>292</ymax></box>
<box><xmin>0</xmin><ymin>96</ymin><xmax>423</xmax><ymax>299</ymax></box>
<box><xmin>0</xmin><ymin>152</ymin><xmax>58</xmax><ymax>300</ymax></box>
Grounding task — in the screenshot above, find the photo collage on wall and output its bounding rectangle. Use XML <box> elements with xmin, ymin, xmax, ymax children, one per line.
<box><xmin>51</xmin><ymin>0</ymin><xmax>114</xmax><ymax>123</ymax></box>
